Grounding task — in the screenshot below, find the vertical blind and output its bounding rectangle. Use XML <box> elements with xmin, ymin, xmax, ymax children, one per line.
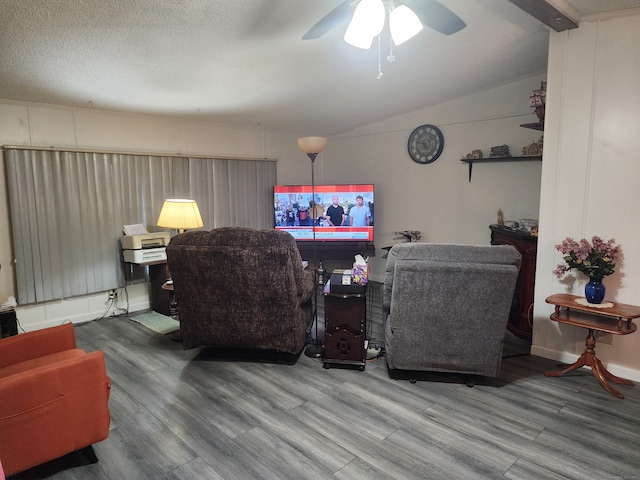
<box><xmin>4</xmin><ymin>147</ymin><xmax>276</xmax><ymax>304</ymax></box>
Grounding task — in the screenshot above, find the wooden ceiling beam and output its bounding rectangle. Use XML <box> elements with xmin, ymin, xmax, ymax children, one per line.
<box><xmin>507</xmin><ymin>0</ymin><xmax>579</xmax><ymax>32</ymax></box>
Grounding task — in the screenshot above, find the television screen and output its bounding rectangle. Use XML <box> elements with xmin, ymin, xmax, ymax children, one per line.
<box><xmin>274</xmin><ymin>184</ymin><xmax>374</xmax><ymax>242</ymax></box>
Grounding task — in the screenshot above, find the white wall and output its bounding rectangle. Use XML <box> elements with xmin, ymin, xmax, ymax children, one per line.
<box><xmin>319</xmin><ymin>74</ymin><xmax>546</xmax><ymax>280</ymax></box>
<box><xmin>533</xmin><ymin>13</ymin><xmax>640</xmax><ymax>381</ymax></box>
<box><xmin>0</xmin><ymin>102</ymin><xmax>299</xmax><ymax>330</ymax></box>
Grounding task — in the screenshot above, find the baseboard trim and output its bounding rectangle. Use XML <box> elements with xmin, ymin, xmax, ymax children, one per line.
<box><xmin>531</xmin><ymin>345</ymin><xmax>640</xmax><ymax>382</ymax></box>
<box><xmin>16</xmin><ymin>299</ymin><xmax>150</xmax><ymax>333</ymax></box>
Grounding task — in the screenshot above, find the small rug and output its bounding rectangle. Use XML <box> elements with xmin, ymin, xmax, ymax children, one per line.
<box><xmin>130</xmin><ymin>311</ymin><xmax>180</xmax><ymax>335</ymax></box>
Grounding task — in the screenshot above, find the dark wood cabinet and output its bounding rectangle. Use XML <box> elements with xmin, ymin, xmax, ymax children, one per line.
<box><xmin>490</xmin><ymin>225</ymin><xmax>537</xmax><ymax>341</ymax></box>
<box><xmin>323</xmin><ymin>284</ymin><xmax>367</xmax><ymax>370</ymax></box>
<box><xmin>149</xmin><ymin>262</ymin><xmax>170</xmax><ymax>316</ymax></box>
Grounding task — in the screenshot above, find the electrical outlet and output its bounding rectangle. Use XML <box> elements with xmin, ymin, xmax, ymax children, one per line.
<box><xmin>108</xmin><ymin>289</ymin><xmax>117</xmax><ymax>300</ymax></box>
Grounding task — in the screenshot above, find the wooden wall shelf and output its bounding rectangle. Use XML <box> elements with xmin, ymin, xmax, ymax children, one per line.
<box><xmin>461</xmin><ymin>156</ymin><xmax>542</xmax><ymax>182</ymax></box>
<box><xmin>520</xmin><ymin>121</ymin><xmax>544</xmax><ymax>131</ymax></box>
<box><xmin>460</xmin><ymin>155</ymin><xmax>542</xmax><ymax>164</ymax></box>
<box><xmin>461</xmin><ymin>115</ymin><xmax>544</xmax><ymax>181</ymax></box>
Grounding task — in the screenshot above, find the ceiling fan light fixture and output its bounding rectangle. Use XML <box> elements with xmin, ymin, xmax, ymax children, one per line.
<box><xmin>389</xmin><ymin>4</ymin><xmax>423</xmax><ymax>46</ymax></box>
<box><xmin>344</xmin><ymin>22</ymin><xmax>374</xmax><ymax>49</ymax></box>
<box><xmin>344</xmin><ymin>0</ymin><xmax>385</xmax><ymax>49</ymax></box>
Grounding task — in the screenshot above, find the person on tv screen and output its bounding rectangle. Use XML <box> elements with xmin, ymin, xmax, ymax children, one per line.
<box><xmin>284</xmin><ymin>205</ymin><xmax>296</xmax><ymax>226</ymax></box>
<box><xmin>297</xmin><ymin>204</ymin><xmax>311</xmax><ymax>226</ymax></box>
<box><xmin>326</xmin><ymin>195</ymin><xmax>345</xmax><ymax>226</ymax></box>
<box><xmin>349</xmin><ymin>195</ymin><xmax>371</xmax><ymax>227</ymax></box>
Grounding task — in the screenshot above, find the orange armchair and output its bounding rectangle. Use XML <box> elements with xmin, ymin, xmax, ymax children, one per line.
<box><xmin>0</xmin><ymin>323</ymin><xmax>111</xmax><ymax>476</ymax></box>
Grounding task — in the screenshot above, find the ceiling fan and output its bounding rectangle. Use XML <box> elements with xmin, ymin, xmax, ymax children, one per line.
<box><xmin>302</xmin><ymin>0</ymin><xmax>466</xmax><ymax>41</ymax></box>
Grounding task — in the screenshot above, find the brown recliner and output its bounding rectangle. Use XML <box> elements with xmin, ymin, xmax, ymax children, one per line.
<box><xmin>167</xmin><ymin>227</ymin><xmax>315</xmax><ymax>354</ymax></box>
<box><xmin>0</xmin><ymin>323</ymin><xmax>111</xmax><ymax>476</ymax></box>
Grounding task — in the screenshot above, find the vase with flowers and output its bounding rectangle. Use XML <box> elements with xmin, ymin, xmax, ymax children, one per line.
<box><xmin>552</xmin><ymin>236</ymin><xmax>621</xmax><ymax>304</ymax></box>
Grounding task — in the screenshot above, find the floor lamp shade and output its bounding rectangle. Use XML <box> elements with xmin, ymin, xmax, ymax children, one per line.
<box><xmin>297</xmin><ymin>137</ymin><xmax>327</xmax><ymax>156</ymax></box>
<box><xmin>157</xmin><ymin>199</ymin><xmax>203</xmax><ymax>233</ymax></box>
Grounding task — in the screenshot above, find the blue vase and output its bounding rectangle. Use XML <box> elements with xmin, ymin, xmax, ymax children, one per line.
<box><xmin>585</xmin><ymin>277</ymin><xmax>606</xmax><ymax>304</ymax></box>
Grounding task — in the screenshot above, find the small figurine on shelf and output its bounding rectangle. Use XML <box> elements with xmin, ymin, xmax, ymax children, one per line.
<box><xmin>521</xmin><ymin>135</ymin><xmax>544</xmax><ymax>156</ymax></box>
<box><xmin>490</xmin><ymin>145</ymin><xmax>510</xmax><ymax>158</ymax></box>
<box><xmin>462</xmin><ymin>149</ymin><xmax>483</xmax><ymax>160</ymax></box>
<box><xmin>497</xmin><ymin>209</ymin><xmax>504</xmax><ymax>226</ymax></box>
<box><xmin>529</xmin><ymin>81</ymin><xmax>546</xmax><ymax>122</ymax></box>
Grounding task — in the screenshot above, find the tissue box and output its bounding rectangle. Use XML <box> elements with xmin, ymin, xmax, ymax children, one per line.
<box><xmin>352</xmin><ymin>263</ymin><xmax>369</xmax><ymax>285</ymax></box>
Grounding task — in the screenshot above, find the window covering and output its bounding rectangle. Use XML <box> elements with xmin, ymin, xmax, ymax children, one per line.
<box><xmin>3</xmin><ymin>147</ymin><xmax>276</xmax><ymax>304</ymax></box>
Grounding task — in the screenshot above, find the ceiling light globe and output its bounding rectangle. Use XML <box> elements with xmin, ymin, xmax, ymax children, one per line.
<box><xmin>344</xmin><ymin>0</ymin><xmax>385</xmax><ymax>49</ymax></box>
<box><xmin>390</xmin><ymin>4</ymin><xmax>423</xmax><ymax>46</ymax></box>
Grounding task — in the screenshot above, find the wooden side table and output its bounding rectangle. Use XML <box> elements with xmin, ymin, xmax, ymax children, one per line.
<box><xmin>545</xmin><ymin>293</ymin><xmax>639</xmax><ymax>399</ymax></box>
<box><xmin>322</xmin><ymin>281</ymin><xmax>367</xmax><ymax>370</ymax></box>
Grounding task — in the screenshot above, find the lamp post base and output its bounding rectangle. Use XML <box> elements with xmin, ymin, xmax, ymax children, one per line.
<box><xmin>304</xmin><ymin>342</ymin><xmax>323</xmax><ymax>358</ymax></box>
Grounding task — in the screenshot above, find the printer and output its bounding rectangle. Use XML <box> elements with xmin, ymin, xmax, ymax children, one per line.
<box><xmin>122</xmin><ymin>232</ymin><xmax>171</xmax><ymax>264</ymax></box>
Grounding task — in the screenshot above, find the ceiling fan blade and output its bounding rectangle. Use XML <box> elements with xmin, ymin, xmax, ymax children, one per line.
<box><xmin>403</xmin><ymin>0</ymin><xmax>466</xmax><ymax>35</ymax></box>
<box><xmin>302</xmin><ymin>1</ymin><xmax>357</xmax><ymax>40</ymax></box>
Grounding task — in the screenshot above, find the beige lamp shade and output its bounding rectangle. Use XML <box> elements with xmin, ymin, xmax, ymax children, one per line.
<box><xmin>157</xmin><ymin>199</ymin><xmax>203</xmax><ymax>233</ymax></box>
<box><xmin>297</xmin><ymin>136</ymin><xmax>327</xmax><ymax>155</ymax></box>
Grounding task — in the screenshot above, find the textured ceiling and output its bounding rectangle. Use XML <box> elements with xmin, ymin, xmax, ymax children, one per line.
<box><xmin>0</xmin><ymin>0</ymin><xmax>636</xmax><ymax>136</ymax></box>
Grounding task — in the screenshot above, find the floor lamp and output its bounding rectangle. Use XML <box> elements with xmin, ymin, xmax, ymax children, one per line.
<box><xmin>297</xmin><ymin>136</ymin><xmax>327</xmax><ymax>358</ymax></box>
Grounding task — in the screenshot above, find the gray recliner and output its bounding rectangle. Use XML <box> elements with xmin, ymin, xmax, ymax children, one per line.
<box><xmin>383</xmin><ymin>243</ymin><xmax>521</xmax><ymax>378</ymax></box>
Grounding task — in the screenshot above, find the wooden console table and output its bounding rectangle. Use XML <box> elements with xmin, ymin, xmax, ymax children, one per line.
<box><xmin>545</xmin><ymin>294</ymin><xmax>639</xmax><ymax>399</ymax></box>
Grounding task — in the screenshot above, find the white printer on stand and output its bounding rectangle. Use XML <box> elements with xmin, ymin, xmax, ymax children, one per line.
<box><xmin>122</xmin><ymin>224</ymin><xmax>170</xmax><ymax>264</ymax></box>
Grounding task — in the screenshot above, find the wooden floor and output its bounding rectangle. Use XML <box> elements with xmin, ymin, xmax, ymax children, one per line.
<box><xmin>10</xmin><ymin>284</ymin><xmax>640</xmax><ymax>480</ymax></box>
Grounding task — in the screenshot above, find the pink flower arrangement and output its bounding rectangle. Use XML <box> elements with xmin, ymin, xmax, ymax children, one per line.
<box><xmin>553</xmin><ymin>236</ymin><xmax>621</xmax><ymax>280</ymax></box>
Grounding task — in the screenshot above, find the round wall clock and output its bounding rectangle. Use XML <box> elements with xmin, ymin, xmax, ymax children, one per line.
<box><xmin>407</xmin><ymin>124</ymin><xmax>444</xmax><ymax>164</ymax></box>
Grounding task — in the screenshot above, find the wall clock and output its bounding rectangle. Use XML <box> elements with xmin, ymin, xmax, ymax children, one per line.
<box><xmin>407</xmin><ymin>124</ymin><xmax>444</xmax><ymax>164</ymax></box>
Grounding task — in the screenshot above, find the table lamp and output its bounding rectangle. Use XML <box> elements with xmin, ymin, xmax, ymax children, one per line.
<box><xmin>157</xmin><ymin>199</ymin><xmax>203</xmax><ymax>233</ymax></box>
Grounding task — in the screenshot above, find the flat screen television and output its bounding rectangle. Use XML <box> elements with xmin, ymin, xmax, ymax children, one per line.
<box><xmin>274</xmin><ymin>184</ymin><xmax>374</xmax><ymax>242</ymax></box>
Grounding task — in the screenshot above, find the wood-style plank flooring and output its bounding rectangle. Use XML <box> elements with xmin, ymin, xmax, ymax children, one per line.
<box><xmin>9</xmin><ymin>283</ymin><xmax>640</xmax><ymax>479</ymax></box>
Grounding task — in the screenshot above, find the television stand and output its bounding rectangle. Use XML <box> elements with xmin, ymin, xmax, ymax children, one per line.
<box><xmin>296</xmin><ymin>242</ymin><xmax>375</xmax><ymax>264</ymax></box>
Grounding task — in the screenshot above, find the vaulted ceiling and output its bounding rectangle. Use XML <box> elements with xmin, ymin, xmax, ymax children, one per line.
<box><xmin>0</xmin><ymin>0</ymin><xmax>637</xmax><ymax>136</ymax></box>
